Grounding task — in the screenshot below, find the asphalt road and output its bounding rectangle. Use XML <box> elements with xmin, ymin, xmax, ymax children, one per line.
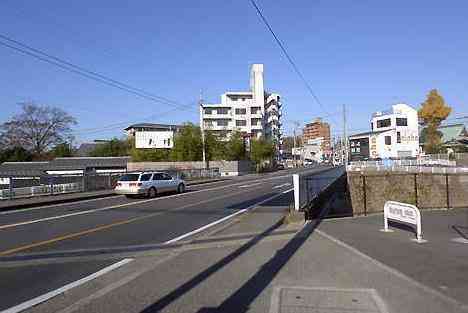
<box><xmin>0</xmin><ymin>166</ymin><xmax>335</xmax><ymax>312</ymax></box>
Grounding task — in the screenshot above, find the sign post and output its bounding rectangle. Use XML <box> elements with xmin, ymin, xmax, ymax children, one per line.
<box><xmin>381</xmin><ymin>201</ymin><xmax>426</xmax><ymax>243</ymax></box>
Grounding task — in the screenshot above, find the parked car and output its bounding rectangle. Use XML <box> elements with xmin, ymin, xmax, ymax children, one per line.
<box><xmin>114</xmin><ymin>172</ymin><xmax>186</xmax><ymax>198</ymax></box>
<box><xmin>276</xmin><ymin>163</ymin><xmax>285</xmax><ymax>170</ymax></box>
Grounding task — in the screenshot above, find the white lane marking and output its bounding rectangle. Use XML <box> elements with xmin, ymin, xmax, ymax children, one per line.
<box><xmin>0</xmin><ymin>173</ymin><xmax>292</xmax><ymax>217</ymax></box>
<box><xmin>273</xmin><ymin>183</ymin><xmax>291</xmax><ymax>189</ymax></box>
<box><xmin>0</xmin><ymin>175</ymin><xmax>293</xmax><ymax>230</ymax></box>
<box><xmin>0</xmin><ymin>258</ymin><xmax>133</xmax><ymax>313</ymax></box>
<box><xmin>282</xmin><ymin>188</ymin><xmax>294</xmax><ymax>194</ymax></box>
<box><xmin>55</xmin><ymin>255</ymin><xmax>177</xmax><ymax>313</ymax></box>
<box><xmin>0</xmin><ymin>195</ymin><xmax>124</xmax><ymax>216</ymax></box>
<box><xmin>164</xmin><ymin>191</ymin><xmax>288</xmax><ymax>244</ymax></box>
<box><xmin>316</xmin><ymin>229</ymin><xmax>468</xmax><ymax>310</ymax></box>
<box><xmin>239</xmin><ymin>182</ymin><xmax>263</xmax><ymax>188</ymax></box>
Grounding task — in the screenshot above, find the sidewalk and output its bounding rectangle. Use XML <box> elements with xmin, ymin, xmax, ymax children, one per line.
<box><xmin>29</xmin><ymin>195</ymin><xmax>468</xmax><ymax>313</ymax></box>
<box><xmin>0</xmin><ymin>178</ymin><xmax>227</xmax><ymax>211</ymax></box>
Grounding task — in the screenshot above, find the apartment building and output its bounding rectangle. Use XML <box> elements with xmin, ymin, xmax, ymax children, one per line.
<box><xmin>200</xmin><ymin>64</ymin><xmax>281</xmax><ymax>147</ymax></box>
<box><xmin>303</xmin><ymin>118</ymin><xmax>331</xmax><ymax>148</ymax></box>
<box><xmin>349</xmin><ymin>103</ymin><xmax>419</xmax><ymax>160</ymax></box>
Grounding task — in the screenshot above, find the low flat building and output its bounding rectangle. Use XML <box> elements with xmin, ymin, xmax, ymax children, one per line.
<box><xmin>349</xmin><ymin>103</ymin><xmax>420</xmax><ymax>160</ymax></box>
<box><xmin>124</xmin><ymin>123</ymin><xmax>182</xmax><ymax>149</ymax></box>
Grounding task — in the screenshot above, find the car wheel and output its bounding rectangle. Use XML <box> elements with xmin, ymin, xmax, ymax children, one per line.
<box><xmin>177</xmin><ymin>183</ymin><xmax>185</xmax><ymax>193</ymax></box>
<box><xmin>147</xmin><ymin>187</ymin><xmax>157</xmax><ymax>198</ymax></box>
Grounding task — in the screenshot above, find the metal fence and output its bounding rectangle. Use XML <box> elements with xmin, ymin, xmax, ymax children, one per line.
<box><xmin>164</xmin><ymin>167</ymin><xmax>220</xmax><ymax>180</ymax></box>
<box><xmin>0</xmin><ymin>168</ymin><xmax>221</xmax><ymax>200</ymax></box>
<box><xmin>0</xmin><ymin>173</ymin><xmax>123</xmax><ymax>200</ymax></box>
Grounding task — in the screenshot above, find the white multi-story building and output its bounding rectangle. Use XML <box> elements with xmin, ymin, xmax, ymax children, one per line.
<box><xmin>349</xmin><ymin>103</ymin><xmax>420</xmax><ymax>160</ymax></box>
<box><xmin>124</xmin><ymin>123</ymin><xmax>181</xmax><ymax>149</ymax></box>
<box><xmin>200</xmin><ymin>64</ymin><xmax>281</xmax><ymax>148</ymax></box>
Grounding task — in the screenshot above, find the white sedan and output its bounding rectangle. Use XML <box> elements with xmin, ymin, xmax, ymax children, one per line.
<box><xmin>114</xmin><ymin>172</ymin><xmax>186</xmax><ymax>198</ymax></box>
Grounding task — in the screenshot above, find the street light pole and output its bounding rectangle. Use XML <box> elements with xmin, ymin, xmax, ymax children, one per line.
<box><xmin>199</xmin><ymin>90</ymin><xmax>206</xmax><ymax>168</ymax></box>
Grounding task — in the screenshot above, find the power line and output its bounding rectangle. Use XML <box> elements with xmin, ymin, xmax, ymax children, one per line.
<box><xmin>249</xmin><ymin>0</ymin><xmax>336</xmax><ymax>123</ymax></box>
<box><xmin>0</xmin><ymin>34</ymin><xmax>196</xmax><ymax>112</ymax></box>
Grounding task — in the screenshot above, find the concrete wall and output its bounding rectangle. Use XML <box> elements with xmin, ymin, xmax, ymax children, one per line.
<box><xmin>347</xmin><ymin>171</ymin><xmax>468</xmax><ymax>215</ymax></box>
<box><xmin>127</xmin><ymin>160</ymin><xmax>255</xmax><ymax>176</ymax></box>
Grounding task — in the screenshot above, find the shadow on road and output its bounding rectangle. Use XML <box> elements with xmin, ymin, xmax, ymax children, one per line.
<box><xmin>139</xmin><ymin>195</ymin><xmax>327</xmax><ymax>313</ymax></box>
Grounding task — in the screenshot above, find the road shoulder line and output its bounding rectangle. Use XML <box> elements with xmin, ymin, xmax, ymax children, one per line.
<box><xmin>0</xmin><ymin>258</ymin><xmax>133</xmax><ymax>313</ymax></box>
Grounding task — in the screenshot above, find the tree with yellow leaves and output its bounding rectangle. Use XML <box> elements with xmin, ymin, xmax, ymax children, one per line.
<box><xmin>418</xmin><ymin>89</ymin><xmax>451</xmax><ymax>154</ymax></box>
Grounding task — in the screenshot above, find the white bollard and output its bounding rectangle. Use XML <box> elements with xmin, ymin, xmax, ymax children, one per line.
<box><xmin>293</xmin><ymin>174</ymin><xmax>300</xmax><ymax>211</ymax></box>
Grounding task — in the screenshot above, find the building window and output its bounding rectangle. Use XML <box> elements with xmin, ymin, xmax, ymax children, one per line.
<box><xmin>397</xmin><ymin>131</ymin><xmax>401</xmax><ymax>143</ymax></box>
<box><xmin>217</xmin><ymin>108</ymin><xmax>229</xmax><ymax>114</ymax></box>
<box><xmin>250</xmin><ymin>106</ymin><xmax>261</xmax><ymax>114</ymax></box>
<box><xmin>385</xmin><ymin>136</ymin><xmax>391</xmax><ymax>145</ymax></box>
<box><xmin>396</xmin><ymin>118</ymin><xmax>408</xmax><ymax>126</ymax></box>
<box><xmin>236</xmin><ymin>120</ymin><xmax>246</xmax><ymax>126</ymax></box>
<box><xmin>251</xmin><ymin>118</ymin><xmax>261</xmax><ymax>126</ymax></box>
<box><xmin>204</xmin><ymin>108</ymin><xmax>213</xmax><ymax>115</ymax></box>
<box><xmin>377</xmin><ymin>118</ymin><xmax>391</xmax><ymax>128</ymax></box>
<box><xmin>371</xmin><ymin>122</ymin><xmax>373</xmax><ymax>130</ymax></box>
<box><xmin>167</xmin><ymin>138</ymin><xmax>171</xmax><ymax>146</ymax></box>
<box><xmin>149</xmin><ymin>138</ymin><xmax>152</xmax><ymax>145</ymax></box>
<box><xmin>217</xmin><ymin>120</ymin><xmax>229</xmax><ymax>126</ymax></box>
<box><xmin>235</xmin><ymin>108</ymin><xmax>246</xmax><ymax>115</ymax></box>
<box><xmin>241</xmin><ymin>98</ymin><xmax>246</xmax><ymax>101</ymax></box>
<box><xmin>204</xmin><ymin>120</ymin><xmax>213</xmax><ymax>127</ymax></box>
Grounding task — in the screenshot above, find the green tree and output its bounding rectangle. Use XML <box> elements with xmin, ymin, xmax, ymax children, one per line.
<box><xmin>51</xmin><ymin>142</ymin><xmax>73</xmax><ymax>157</ymax></box>
<box><xmin>418</xmin><ymin>89</ymin><xmax>451</xmax><ymax>153</ymax></box>
<box><xmin>0</xmin><ymin>146</ymin><xmax>33</xmax><ymax>163</ymax></box>
<box><xmin>250</xmin><ymin>137</ymin><xmax>275</xmax><ymax>172</ymax></box>
<box><xmin>170</xmin><ymin>123</ymin><xmax>202</xmax><ymax>161</ymax></box>
<box><xmin>130</xmin><ymin>147</ymin><xmax>170</xmax><ymax>161</ymax></box>
<box><xmin>224</xmin><ymin>131</ymin><xmax>246</xmax><ymax>160</ymax></box>
<box><xmin>204</xmin><ymin>130</ymin><xmax>226</xmax><ymax>161</ymax></box>
<box><xmin>90</xmin><ymin>138</ymin><xmax>130</xmax><ymax>157</ymax></box>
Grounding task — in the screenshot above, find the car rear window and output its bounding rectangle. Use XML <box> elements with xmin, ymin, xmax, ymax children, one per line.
<box><xmin>119</xmin><ymin>174</ymin><xmax>140</xmax><ymax>181</ymax></box>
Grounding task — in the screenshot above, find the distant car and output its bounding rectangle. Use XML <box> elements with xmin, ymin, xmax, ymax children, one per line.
<box><xmin>276</xmin><ymin>163</ymin><xmax>285</xmax><ymax>170</ymax></box>
<box><xmin>114</xmin><ymin>172</ymin><xmax>186</xmax><ymax>198</ymax></box>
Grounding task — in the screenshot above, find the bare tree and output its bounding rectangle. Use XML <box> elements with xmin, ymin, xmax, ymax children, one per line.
<box><xmin>0</xmin><ymin>102</ymin><xmax>77</xmax><ymax>155</ymax></box>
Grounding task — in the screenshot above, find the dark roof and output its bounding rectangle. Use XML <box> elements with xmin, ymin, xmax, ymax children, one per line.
<box><xmin>0</xmin><ymin>157</ymin><xmax>130</xmax><ymax>176</ymax></box>
<box><xmin>50</xmin><ymin>157</ymin><xmax>130</xmax><ymax>169</ymax></box>
<box><xmin>124</xmin><ymin>123</ymin><xmax>181</xmax><ymax>131</ymax></box>
<box><xmin>0</xmin><ymin>162</ymin><xmax>49</xmax><ymax>176</ymax></box>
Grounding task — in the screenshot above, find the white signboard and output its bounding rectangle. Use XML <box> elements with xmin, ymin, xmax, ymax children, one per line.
<box><xmin>135</xmin><ymin>131</ymin><xmax>174</xmax><ymax>149</ymax></box>
<box><xmin>383</xmin><ymin>201</ymin><xmax>424</xmax><ymax>242</ymax></box>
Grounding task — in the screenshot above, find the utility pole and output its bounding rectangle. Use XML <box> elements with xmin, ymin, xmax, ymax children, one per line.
<box><xmin>292</xmin><ymin>121</ymin><xmax>301</xmax><ymax>168</ymax></box>
<box><xmin>342</xmin><ymin>104</ymin><xmax>348</xmax><ymax>165</ymax></box>
<box><xmin>199</xmin><ymin>90</ymin><xmax>206</xmax><ymax>168</ymax></box>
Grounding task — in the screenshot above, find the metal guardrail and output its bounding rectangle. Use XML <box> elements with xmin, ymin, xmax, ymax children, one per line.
<box><xmin>293</xmin><ymin>166</ymin><xmax>345</xmax><ymax>211</ymax></box>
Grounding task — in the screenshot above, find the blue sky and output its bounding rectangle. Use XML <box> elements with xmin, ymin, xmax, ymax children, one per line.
<box><xmin>1</xmin><ymin>0</ymin><xmax>467</xmax><ymax>143</ymax></box>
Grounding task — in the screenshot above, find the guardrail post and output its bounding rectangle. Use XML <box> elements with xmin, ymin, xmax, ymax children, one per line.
<box><xmin>414</xmin><ymin>173</ymin><xmax>418</xmax><ymax>207</ymax></box>
<box><xmin>9</xmin><ymin>177</ymin><xmax>13</xmax><ymax>200</ymax></box>
<box><xmin>50</xmin><ymin>176</ymin><xmax>54</xmax><ymax>195</ymax></box>
<box><xmin>362</xmin><ymin>175</ymin><xmax>367</xmax><ymax>216</ymax></box>
<box><xmin>293</xmin><ymin>174</ymin><xmax>300</xmax><ymax>211</ymax></box>
<box><xmin>445</xmin><ymin>173</ymin><xmax>450</xmax><ymax>209</ymax></box>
